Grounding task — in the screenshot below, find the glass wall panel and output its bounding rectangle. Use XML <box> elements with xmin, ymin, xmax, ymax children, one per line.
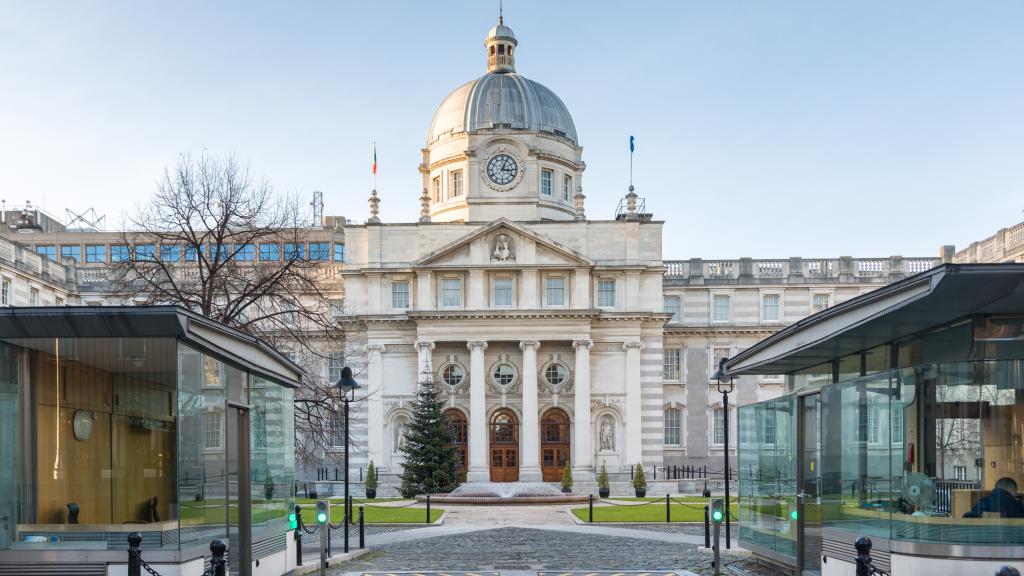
<box><xmin>0</xmin><ymin>337</ymin><xmax>178</xmax><ymax>550</ymax></box>
<box><xmin>251</xmin><ymin>376</ymin><xmax>294</xmax><ymax>546</ymax></box>
<box><xmin>177</xmin><ymin>344</ymin><xmax>228</xmax><ymax>549</ymax></box>
<box><xmin>739</xmin><ymin>396</ymin><xmax>797</xmax><ymax>560</ymax></box>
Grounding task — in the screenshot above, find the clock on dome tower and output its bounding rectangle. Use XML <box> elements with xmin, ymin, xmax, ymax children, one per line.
<box><xmin>421</xmin><ymin>16</ymin><xmax>586</xmax><ymax>223</ymax></box>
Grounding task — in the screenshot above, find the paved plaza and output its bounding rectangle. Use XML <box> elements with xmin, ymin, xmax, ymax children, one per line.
<box><xmin>325</xmin><ymin>505</ymin><xmax>781</xmax><ymax>576</ymax></box>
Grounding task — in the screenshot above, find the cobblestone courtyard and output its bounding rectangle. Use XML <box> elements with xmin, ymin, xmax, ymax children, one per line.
<box><xmin>328</xmin><ymin>526</ymin><xmax>781</xmax><ymax>576</ymax></box>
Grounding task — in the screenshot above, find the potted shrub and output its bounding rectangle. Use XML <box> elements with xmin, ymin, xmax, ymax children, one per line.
<box><xmin>597</xmin><ymin>462</ymin><xmax>610</xmax><ymax>498</ymax></box>
<box><xmin>560</xmin><ymin>461</ymin><xmax>574</xmax><ymax>493</ymax></box>
<box><xmin>365</xmin><ymin>461</ymin><xmax>378</xmax><ymax>500</ymax></box>
<box><xmin>633</xmin><ymin>463</ymin><xmax>647</xmax><ymax>498</ymax></box>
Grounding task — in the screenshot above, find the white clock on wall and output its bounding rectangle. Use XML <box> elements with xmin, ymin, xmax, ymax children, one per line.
<box><xmin>481</xmin><ymin>148</ymin><xmax>525</xmax><ymax>191</ymax></box>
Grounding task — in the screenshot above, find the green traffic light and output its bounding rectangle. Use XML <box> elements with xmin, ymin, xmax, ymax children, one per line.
<box><xmin>712</xmin><ymin>510</ymin><xmax>723</xmax><ymax>521</ymax></box>
<box><xmin>790</xmin><ymin>509</ymin><xmax>799</xmax><ymax>520</ymax></box>
<box><xmin>288</xmin><ymin>513</ymin><xmax>297</xmax><ymax>529</ymax></box>
<box><xmin>316</xmin><ymin>512</ymin><xmax>327</xmax><ymax>524</ymax></box>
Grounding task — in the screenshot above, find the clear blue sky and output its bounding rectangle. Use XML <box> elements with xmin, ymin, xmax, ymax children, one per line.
<box><xmin>2</xmin><ymin>1</ymin><xmax>1022</xmax><ymax>258</ymax></box>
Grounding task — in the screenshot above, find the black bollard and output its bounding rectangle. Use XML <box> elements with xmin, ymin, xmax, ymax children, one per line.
<box><xmin>589</xmin><ymin>493</ymin><xmax>593</xmax><ymax>523</ymax></box>
<box><xmin>666</xmin><ymin>494</ymin><xmax>671</xmax><ymax>523</ymax></box>
<box><xmin>426</xmin><ymin>494</ymin><xmax>431</xmax><ymax>524</ymax></box>
<box><xmin>854</xmin><ymin>536</ymin><xmax>872</xmax><ymax>576</ymax></box>
<box><xmin>127</xmin><ymin>532</ymin><xmax>142</xmax><ymax>576</ymax></box>
<box><xmin>704</xmin><ymin>505</ymin><xmax>710</xmax><ymax>549</ymax></box>
<box><xmin>344</xmin><ymin>498</ymin><xmax>350</xmax><ymax>554</ymax></box>
<box><xmin>294</xmin><ymin>504</ymin><xmax>303</xmax><ymax>566</ymax></box>
<box><xmin>359</xmin><ymin>505</ymin><xmax>365</xmax><ymax>549</ymax></box>
<box><xmin>210</xmin><ymin>539</ymin><xmax>227</xmax><ymax>576</ymax></box>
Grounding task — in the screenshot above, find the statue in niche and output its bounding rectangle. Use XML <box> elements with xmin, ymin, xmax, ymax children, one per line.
<box><xmin>599</xmin><ymin>420</ymin><xmax>615</xmax><ymax>451</ymax></box>
<box><xmin>492</xmin><ymin>234</ymin><xmax>513</xmax><ymax>262</ymax></box>
<box><xmin>395</xmin><ymin>421</ymin><xmax>407</xmax><ymax>452</ymax></box>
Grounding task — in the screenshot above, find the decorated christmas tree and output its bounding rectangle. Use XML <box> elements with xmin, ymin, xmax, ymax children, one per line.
<box><xmin>398</xmin><ymin>370</ymin><xmax>462</xmax><ymax>497</ymax></box>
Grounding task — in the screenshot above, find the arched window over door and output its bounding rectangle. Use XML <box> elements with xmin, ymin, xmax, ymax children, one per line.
<box><xmin>444</xmin><ymin>409</ymin><xmax>468</xmax><ymax>481</ymax></box>
<box><xmin>489</xmin><ymin>408</ymin><xmax>519</xmax><ymax>482</ymax></box>
<box><xmin>541</xmin><ymin>408</ymin><xmax>570</xmax><ymax>482</ymax></box>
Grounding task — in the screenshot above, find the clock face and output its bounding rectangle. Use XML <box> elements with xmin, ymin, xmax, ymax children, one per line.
<box><xmin>486</xmin><ymin>153</ymin><xmax>518</xmax><ymax>186</ymax></box>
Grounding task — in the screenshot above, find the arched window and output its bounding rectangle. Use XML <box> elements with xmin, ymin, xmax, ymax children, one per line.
<box><xmin>664</xmin><ymin>408</ymin><xmax>681</xmax><ymax>445</ymax></box>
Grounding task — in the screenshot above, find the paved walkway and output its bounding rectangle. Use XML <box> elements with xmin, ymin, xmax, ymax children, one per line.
<box><xmin>325</xmin><ymin>504</ymin><xmax>781</xmax><ymax>576</ymax></box>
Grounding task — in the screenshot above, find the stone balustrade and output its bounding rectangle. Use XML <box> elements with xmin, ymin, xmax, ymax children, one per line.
<box><xmin>952</xmin><ymin>221</ymin><xmax>1024</xmax><ymax>264</ymax></box>
<box><xmin>664</xmin><ymin>255</ymin><xmax>940</xmax><ymax>285</ymax></box>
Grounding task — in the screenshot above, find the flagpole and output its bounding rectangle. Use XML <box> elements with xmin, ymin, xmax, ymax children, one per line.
<box><xmin>373</xmin><ymin>140</ymin><xmax>377</xmax><ymax>191</ymax></box>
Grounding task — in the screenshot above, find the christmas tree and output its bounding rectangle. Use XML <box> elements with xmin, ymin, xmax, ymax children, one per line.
<box><xmin>398</xmin><ymin>371</ymin><xmax>462</xmax><ymax>497</ymax></box>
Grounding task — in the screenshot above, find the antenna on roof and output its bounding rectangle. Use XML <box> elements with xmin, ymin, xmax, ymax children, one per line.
<box><xmin>65</xmin><ymin>207</ymin><xmax>106</xmax><ymax>231</ymax></box>
<box><xmin>499</xmin><ymin>0</ymin><xmax>504</xmax><ymax>24</ymax></box>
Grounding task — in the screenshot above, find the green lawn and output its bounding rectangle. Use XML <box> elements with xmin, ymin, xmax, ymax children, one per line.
<box><xmin>573</xmin><ymin>497</ymin><xmax>738</xmax><ymax>523</ymax></box>
<box><xmin>295</xmin><ymin>499</ymin><xmax>443</xmax><ymax>524</ymax></box>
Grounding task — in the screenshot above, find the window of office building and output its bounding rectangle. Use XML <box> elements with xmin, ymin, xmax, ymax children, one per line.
<box><xmin>450</xmin><ymin>170</ymin><xmax>463</xmax><ymax>198</ymax></box>
<box><xmin>135</xmin><ymin>244</ymin><xmax>156</xmax><ymax>261</ymax></box>
<box><xmin>433</xmin><ymin>176</ymin><xmax>441</xmax><ymax>203</ymax></box>
<box><xmin>541</xmin><ymin>169</ymin><xmax>552</xmax><ymax>195</ymax></box>
<box><xmin>309</xmin><ymin>242</ymin><xmax>330</xmax><ymax>261</ymax></box>
<box><xmin>545</xmin><ymin>277</ymin><xmax>565</xmax><ymax>306</ymax></box>
<box><xmin>260</xmin><ymin>243</ymin><xmax>279</xmax><ymax>261</ymax></box>
<box><xmin>664</xmin><ymin>408</ymin><xmax>681</xmax><ymax>445</ymax></box>
<box><xmin>160</xmin><ymin>245</ymin><xmax>180</xmax><ymax>262</ymax></box>
<box><xmin>236</xmin><ymin>243</ymin><xmax>255</xmax><ymax>261</ymax></box>
<box><xmin>713</xmin><ymin>408</ymin><xmax>726</xmax><ymax>445</ymax></box>
<box><xmin>1</xmin><ymin>278</ymin><xmax>10</xmax><ymax>306</ymax></box>
<box><xmin>562</xmin><ymin>175</ymin><xmax>572</xmax><ymax>200</ymax></box>
<box><xmin>494</xmin><ymin>277</ymin><xmax>513</xmax><ymax>306</ymax></box>
<box><xmin>328</xmin><ymin>352</ymin><xmax>343</xmax><ymax>383</ymax></box>
<box><xmin>85</xmin><ymin>245</ymin><xmax>106</xmax><ymax>263</ymax></box>
<box><xmin>36</xmin><ymin>245</ymin><xmax>56</xmax><ymax>261</ymax></box>
<box><xmin>597</xmin><ymin>279</ymin><xmax>616</xmax><ymax>307</ymax></box>
<box><xmin>664</xmin><ymin>296</ymin><xmax>681</xmax><ymax>323</ymax></box>
<box><xmin>812</xmin><ymin>293</ymin><xmax>830</xmax><ymax>314</ymax></box>
<box><xmin>664</xmin><ymin>348</ymin><xmax>681</xmax><ymax>381</ymax></box>
<box><xmin>333</xmin><ymin>243</ymin><xmax>345</xmax><ymax>262</ymax></box>
<box><xmin>392</xmin><ymin>281</ymin><xmax>410</xmax><ymax>309</ymax></box>
<box><xmin>442</xmin><ymin>278</ymin><xmax>461</xmax><ymax>307</ymax></box>
<box><xmin>713</xmin><ymin>294</ymin><xmax>730</xmax><ymax>322</ymax></box>
<box><xmin>284</xmin><ymin>243</ymin><xmax>304</xmax><ymax>261</ymax></box>
<box><xmin>60</xmin><ymin>245</ymin><xmax>80</xmax><ymax>262</ymax></box>
<box><xmin>762</xmin><ymin>294</ymin><xmax>780</xmax><ymax>322</ymax></box>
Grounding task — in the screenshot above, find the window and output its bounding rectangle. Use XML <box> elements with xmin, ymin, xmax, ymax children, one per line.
<box><xmin>184</xmin><ymin>244</ymin><xmax>201</xmax><ymax>262</ymax></box>
<box><xmin>712</xmin><ymin>347</ymin><xmax>730</xmax><ymax>376</ymax></box>
<box><xmin>862</xmin><ymin>406</ymin><xmax>881</xmax><ymax>444</ymax></box>
<box><xmin>280</xmin><ymin>302</ymin><xmax>297</xmax><ymax>325</ymax></box>
<box><xmin>36</xmin><ymin>245</ymin><xmax>56</xmax><ymax>261</ymax></box>
<box><xmin>1</xmin><ymin>278</ymin><xmax>10</xmax><ymax>306</ymax></box>
<box><xmin>109</xmin><ymin>244</ymin><xmax>129</xmax><ymax>262</ymax></box>
<box><xmin>328</xmin><ymin>411</ymin><xmax>345</xmax><ymax>448</ymax></box>
<box><xmin>236</xmin><ymin>243</ymin><xmax>255</xmax><ymax>261</ymax></box>
<box><xmin>433</xmin><ymin>176</ymin><xmax>442</xmax><ymax>202</ymax></box>
<box><xmin>712</xmin><ymin>294</ymin><xmax>730</xmax><ymax>322</ymax></box>
<box><xmin>493</xmin><ymin>363</ymin><xmax>516</xmax><ymax>386</ymax></box>
<box><xmin>664</xmin><ymin>348</ymin><xmax>681</xmax><ymax>381</ymax></box>
<box><xmin>54</xmin><ymin>296</ymin><xmax>64</xmax><ymax>306</ymax></box>
<box><xmin>664</xmin><ymin>296</ymin><xmax>681</xmax><ymax>323</ymax></box>
<box><xmin>953</xmin><ymin>465</ymin><xmax>968</xmax><ymax>481</ymax></box>
<box><xmin>541</xmin><ymin>169</ymin><xmax>552</xmax><ymax>195</ymax></box>
<box><xmin>759</xmin><ymin>410</ymin><xmax>776</xmax><ymax>445</ymax></box>
<box><xmin>450</xmin><ymin>170</ymin><xmax>463</xmax><ymax>198</ymax></box>
<box><xmin>309</xmin><ymin>242</ymin><xmax>330</xmax><ymax>261</ymax></box>
<box><xmin>562</xmin><ymin>175</ymin><xmax>572</xmax><ymax>200</ymax></box>
<box><xmin>284</xmin><ymin>243</ymin><xmax>304</xmax><ymax>260</ymax></box>
<box><xmin>891</xmin><ymin>407</ymin><xmax>904</xmax><ymax>443</ymax></box>
<box><xmin>28</xmin><ymin>288</ymin><xmax>39</xmax><ymax>306</ymax></box>
<box><xmin>543</xmin><ymin>363</ymin><xmax>568</xmax><ymax>386</ymax></box>
<box><xmin>597</xmin><ymin>279</ymin><xmax>616</xmax><ymax>307</ymax></box>
<box><xmin>762</xmin><ymin>294</ymin><xmax>780</xmax><ymax>322</ymax></box>
<box><xmin>664</xmin><ymin>408</ymin><xmax>681</xmax><ymax>445</ymax></box>
<box><xmin>494</xmin><ymin>277</ymin><xmax>513</xmax><ymax>306</ymax></box>
<box><xmin>812</xmin><ymin>293</ymin><xmax>830</xmax><ymax>314</ymax></box>
<box><xmin>160</xmin><ymin>245</ymin><xmax>180</xmax><ymax>262</ymax></box>
<box><xmin>442</xmin><ymin>278</ymin><xmax>461</xmax><ymax>307</ymax></box>
<box><xmin>60</xmin><ymin>245</ymin><xmax>80</xmax><ymax>262</ymax></box>
<box><xmin>135</xmin><ymin>244</ymin><xmax>156</xmax><ymax>261</ymax></box>
<box><xmin>204</xmin><ymin>411</ymin><xmax>223</xmax><ymax>449</ymax></box>
<box><xmin>713</xmin><ymin>409</ymin><xmax>725</xmax><ymax>445</ymax></box>
<box><xmin>260</xmin><ymin>243</ymin><xmax>280</xmax><ymax>261</ymax></box>
<box><xmin>328</xmin><ymin>299</ymin><xmax>344</xmax><ymax>321</ymax></box>
<box><xmin>85</xmin><ymin>244</ymin><xmax>106</xmax><ymax>263</ymax></box>
<box><xmin>391</xmin><ymin>281</ymin><xmax>410</xmax><ymax>309</ymax></box>
<box><xmin>442</xmin><ymin>364</ymin><xmax>465</xmax><ymax>387</ymax></box>
<box><xmin>328</xmin><ymin>352</ymin><xmax>343</xmax><ymax>383</ymax></box>
<box><xmin>209</xmin><ymin>244</ymin><xmax>229</xmax><ymax>262</ymax></box>
<box><xmin>545</xmin><ymin>276</ymin><xmax>565</xmax><ymax>306</ymax></box>
<box><xmin>333</xmin><ymin>243</ymin><xmax>345</xmax><ymax>262</ymax></box>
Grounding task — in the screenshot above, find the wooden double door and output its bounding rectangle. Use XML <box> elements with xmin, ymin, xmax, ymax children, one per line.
<box><xmin>541</xmin><ymin>408</ymin><xmax>571</xmax><ymax>482</ymax></box>
<box><xmin>489</xmin><ymin>408</ymin><xmax>519</xmax><ymax>482</ymax></box>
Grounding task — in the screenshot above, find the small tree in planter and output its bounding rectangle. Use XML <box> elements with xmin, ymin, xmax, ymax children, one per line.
<box><xmin>633</xmin><ymin>464</ymin><xmax>647</xmax><ymax>498</ymax></box>
<box><xmin>365</xmin><ymin>461</ymin><xmax>378</xmax><ymax>499</ymax></box>
<box><xmin>560</xmin><ymin>461</ymin><xmax>574</xmax><ymax>493</ymax></box>
<box><xmin>597</xmin><ymin>462</ymin><xmax>610</xmax><ymax>498</ymax></box>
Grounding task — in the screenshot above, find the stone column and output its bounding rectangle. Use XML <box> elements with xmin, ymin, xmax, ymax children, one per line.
<box><xmin>414</xmin><ymin>340</ymin><xmax>435</xmax><ymax>383</ymax></box>
<box><xmin>623</xmin><ymin>342</ymin><xmax>645</xmax><ymax>468</ymax></box>
<box><xmin>366</xmin><ymin>344</ymin><xmax>385</xmax><ymax>471</ymax></box>
<box><xmin>466</xmin><ymin>341</ymin><xmax>489</xmax><ymax>482</ymax></box>
<box><xmin>519</xmin><ymin>340</ymin><xmax>542</xmax><ymax>481</ymax></box>
<box><xmin>572</xmin><ymin>339</ymin><xmax>594</xmax><ymax>480</ymax></box>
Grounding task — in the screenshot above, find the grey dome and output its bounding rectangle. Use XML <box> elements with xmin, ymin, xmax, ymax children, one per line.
<box><xmin>427</xmin><ymin>73</ymin><xmax>578</xmax><ymax>145</ymax></box>
<box><xmin>487</xmin><ymin>23</ymin><xmax>516</xmax><ymax>40</ymax></box>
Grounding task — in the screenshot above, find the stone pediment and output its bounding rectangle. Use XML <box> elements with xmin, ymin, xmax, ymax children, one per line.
<box><xmin>412</xmin><ymin>218</ymin><xmax>594</xmax><ymax>268</ymax></box>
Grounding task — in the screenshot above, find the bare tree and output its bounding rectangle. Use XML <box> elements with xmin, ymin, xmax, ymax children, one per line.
<box><xmin>109</xmin><ymin>151</ymin><xmax>362</xmax><ymax>465</ymax></box>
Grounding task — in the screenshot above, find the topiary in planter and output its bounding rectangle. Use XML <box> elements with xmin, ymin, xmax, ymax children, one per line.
<box><xmin>597</xmin><ymin>462</ymin><xmax>610</xmax><ymax>498</ymax></box>
<box><xmin>365</xmin><ymin>461</ymin><xmax>378</xmax><ymax>499</ymax></box>
<box><xmin>560</xmin><ymin>461</ymin><xmax>574</xmax><ymax>493</ymax></box>
<box><xmin>633</xmin><ymin>463</ymin><xmax>647</xmax><ymax>498</ymax></box>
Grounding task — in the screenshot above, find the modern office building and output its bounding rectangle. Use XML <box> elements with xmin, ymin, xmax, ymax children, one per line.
<box><xmin>726</xmin><ymin>264</ymin><xmax>1024</xmax><ymax>576</ymax></box>
<box><xmin>0</xmin><ymin>306</ymin><xmax>301</xmax><ymax>576</ymax></box>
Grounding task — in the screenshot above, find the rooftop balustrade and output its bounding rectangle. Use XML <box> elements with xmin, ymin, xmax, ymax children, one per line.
<box><xmin>663</xmin><ymin>256</ymin><xmax>940</xmax><ymax>285</ymax></box>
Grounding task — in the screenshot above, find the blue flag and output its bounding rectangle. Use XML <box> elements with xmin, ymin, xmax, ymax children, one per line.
<box><xmin>629</xmin><ymin>135</ymin><xmax>635</xmax><ymax>153</ymax></box>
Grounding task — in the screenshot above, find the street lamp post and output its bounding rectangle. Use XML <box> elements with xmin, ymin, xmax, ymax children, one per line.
<box><xmin>334</xmin><ymin>366</ymin><xmax>360</xmax><ymax>553</ymax></box>
<box><xmin>713</xmin><ymin>357</ymin><xmax>734</xmax><ymax>550</ymax></box>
